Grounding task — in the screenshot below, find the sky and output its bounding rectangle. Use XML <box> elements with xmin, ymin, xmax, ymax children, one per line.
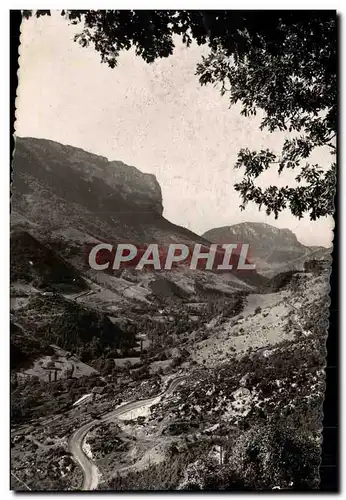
<box><xmin>15</xmin><ymin>11</ymin><xmax>334</xmax><ymax>247</ymax></box>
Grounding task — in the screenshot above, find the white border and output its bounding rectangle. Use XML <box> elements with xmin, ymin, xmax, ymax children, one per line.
<box><xmin>3</xmin><ymin>1</ymin><xmax>346</xmax><ymax>9</ymax></box>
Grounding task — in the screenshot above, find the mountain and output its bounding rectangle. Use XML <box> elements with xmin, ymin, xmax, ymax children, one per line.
<box><xmin>11</xmin><ymin>136</ymin><xmax>209</xmax><ymax>246</ymax></box>
<box><xmin>202</xmin><ymin>222</ymin><xmax>331</xmax><ymax>277</ymax></box>
<box><xmin>11</xmin><ymin>137</ymin><xmax>265</xmax><ymax>300</ymax></box>
<box><xmin>11</xmin><ymin>138</ymin><xmax>329</xmax><ymax>490</ymax></box>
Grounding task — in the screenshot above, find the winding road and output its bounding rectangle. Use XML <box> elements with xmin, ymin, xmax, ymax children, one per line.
<box><xmin>68</xmin><ymin>375</ymin><xmax>186</xmax><ymax>490</ymax></box>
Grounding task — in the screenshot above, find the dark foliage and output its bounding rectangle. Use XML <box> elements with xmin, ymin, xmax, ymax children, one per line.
<box><xmin>10</xmin><ymin>321</ymin><xmax>54</xmax><ymax>371</ymax></box>
<box><xmin>100</xmin><ymin>439</ymin><xmax>211</xmax><ymax>490</ymax></box>
<box><xmin>21</xmin><ymin>294</ymin><xmax>136</xmax><ymax>361</ymax></box>
<box><xmin>10</xmin><ymin>230</ymin><xmax>87</xmax><ymax>292</ymax></box>
<box><xmin>11</xmin><ymin>372</ymin><xmax>102</xmax><ymax>423</ymax></box>
<box><xmin>24</xmin><ymin>10</ymin><xmax>337</xmax><ymax>220</ymax></box>
<box><xmin>149</xmin><ymin>276</ymin><xmax>189</xmax><ymax>300</ymax></box>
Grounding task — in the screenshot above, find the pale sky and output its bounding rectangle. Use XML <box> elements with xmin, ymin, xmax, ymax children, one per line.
<box><xmin>15</xmin><ymin>11</ymin><xmax>334</xmax><ymax>247</ymax></box>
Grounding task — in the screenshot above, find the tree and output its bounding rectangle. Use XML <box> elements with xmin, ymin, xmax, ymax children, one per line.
<box><xmin>102</xmin><ymin>358</ymin><xmax>115</xmax><ymax>375</ymax></box>
<box><xmin>24</xmin><ymin>10</ymin><xmax>337</xmax><ymax>219</ymax></box>
<box><xmin>196</xmin><ymin>16</ymin><xmax>336</xmax><ymax>221</ymax></box>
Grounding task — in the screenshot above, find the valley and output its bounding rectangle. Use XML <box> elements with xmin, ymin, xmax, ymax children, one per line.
<box><xmin>10</xmin><ymin>137</ymin><xmax>331</xmax><ymax>491</ymax></box>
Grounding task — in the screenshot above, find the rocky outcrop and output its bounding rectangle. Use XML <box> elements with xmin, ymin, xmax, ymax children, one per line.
<box><xmin>202</xmin><ymin>222</ymin><xmax>331</xmax><ymax>276</ymax></box>
<box><xmin>12</xmin><ymin>136</ymin><xmax>163</xmax><ymax>216</ymax></box>
<box><xmin>203</xmin><ymin>222</ymin><xmax>302</xmax><ymax>257</ymax></box>
<box><xmin>11</xmin><ymin>137</ymin><xmax>205</xmax><ymax>244</ymax></box>
<box><xmin>10</xmin><ymin>137</ymin><xmax>264</xmax><ymax>292</ymax></box>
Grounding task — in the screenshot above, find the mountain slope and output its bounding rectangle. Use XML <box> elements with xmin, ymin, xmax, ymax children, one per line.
<box><xmin>11</xmin><ymin>137</ymin><xmax>266</xmax><ymax>296</ymax></box>
<box><xmin>11</xmin><ymin>136</ymin><xmax>209</xmax><ymax>246</ymax></box>
<box><xmin>202</xmin><ymin>222</ymin><xmax>331</xmax><ymax>277</ymax></box>
<box><xmin>10</xmin><ymin>230</ymin><xmax>87</xmax><ymax>293</ymax></box>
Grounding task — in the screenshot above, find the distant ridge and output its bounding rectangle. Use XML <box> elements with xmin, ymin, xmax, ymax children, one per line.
<box><xmin>202</xmin><ymin>222</ymin><xmax>331</xmax><ymax>277</ymax></box>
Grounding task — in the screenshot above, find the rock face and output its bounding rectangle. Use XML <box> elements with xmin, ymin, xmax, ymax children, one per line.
<box><xmin>13</xmin><ymin>137</ymin><xmax>163</xmax><ymax>214</ymax></box>
<box><xmin>202</xmin><ymin>222</ymin><xmax>331</xmax><ymax>276</ymax></box>
<box><xmin>10</xmin><ymin>137</ymin><xmax>265</xmax><ymax>293</ymax></box>
<box><xmin>11</xmin><ymin>137</ymin><xmax>204</xmax><ymax>244</ymax></box>
<box><xmin>203</xmin><ymin>222</ymin><xmax>302</xmax><ymax>261</ymax></box>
